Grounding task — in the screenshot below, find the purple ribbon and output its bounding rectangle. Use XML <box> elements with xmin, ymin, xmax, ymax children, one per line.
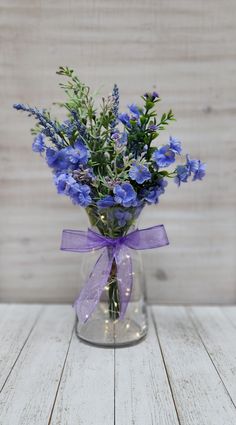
<box><xmin>61</xmin><ymin>225</ymin><xmax>169</xmax><ymax>323</ymax></box>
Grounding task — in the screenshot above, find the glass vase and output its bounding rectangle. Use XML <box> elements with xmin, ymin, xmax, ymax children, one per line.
<box><xmin>75</xmin><ymin>205</ymin><xmax>148</xmax><ymax>347</ymax></box>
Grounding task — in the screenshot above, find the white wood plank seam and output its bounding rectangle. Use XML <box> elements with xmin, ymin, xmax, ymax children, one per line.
<box><xmin>187</xmin><ymin>307</ymin><xmax>236</xmax><ymax>411</ymax></box>
<box><xmin>0</xmin><ymin>305</ymin><xmax>44</xmax><ymax>394</ymax></box>
<box><xmin>150</xmin><ymin>307</ymin><xmax>181</xmax><ymax>425</ymax></box>
<box><xmin>48</xmin><ymin>323</ymin><xmax>75</xmax><ymax>425</ymax></box>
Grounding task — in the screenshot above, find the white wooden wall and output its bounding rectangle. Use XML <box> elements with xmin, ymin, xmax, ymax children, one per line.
<box><xmin>0</xmin><ymin>0</ymin><xmax>236</xmax><ymax>304</ymax></box>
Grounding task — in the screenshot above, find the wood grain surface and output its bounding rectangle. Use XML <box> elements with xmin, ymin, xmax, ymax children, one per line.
<box><xmin>0</xmin><ymin>0</ymin><xmax>236</xmax><ymax>303</ymax></box>
<box><xmin>1</xmin><ymin>305</ymin><xmax>236</xmax><ymax>424</ymax></box>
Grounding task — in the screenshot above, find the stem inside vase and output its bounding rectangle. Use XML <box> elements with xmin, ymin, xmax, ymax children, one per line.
<box><xmin>108</xmin><ymin>259</ymin><xmax>120</xmax><ymax>320</ymax></box>
<box><xmin>85</xmin><ymin>205</ymin><xmax>144</xmax><ymax>322</ymax></box>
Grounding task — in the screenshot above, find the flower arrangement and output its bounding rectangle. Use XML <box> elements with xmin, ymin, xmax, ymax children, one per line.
<box><xmin>14</xmin><ymin>66</ymin><xmax>206</xmax><ymax>329</ymax></box>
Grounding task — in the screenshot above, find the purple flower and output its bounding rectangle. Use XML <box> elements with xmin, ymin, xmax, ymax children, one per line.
<box><xmin>70</xmin><ymin>183</ymin><xmax>92</xmax><ymax>207</ymax></box>
<box><xmin>114</xmin><ymin>183</ymin><xmax>137</xmax><ymax>207</ymax></box>
<box><xmin>32</xmin><ymin>133</ymin><xmax>45</xmax><ymax>153</ymax></box>
<box><xmin>54</xmin><ymin>173</ymin><xmax>76</xmax><ymax>195</ymax></box>
<box><xmin>111</xmin><ymin>131</ymin><xmax>127</xmax><ymax>146</ymax></box>
<box><xmin>148</xmin><ymin>124</ymin><xmax>158</xmax><ymax>132</ymax></box>
<box><xmin>72</xmin><ymin>166</ymin><xmax>95</xmax><ymax>184</ymax></box>
<box><xmin>111</xmin><ymin>131</ymin><xmax>120</xmax><ymax>141</ymax></box>
<box><xmin>114</xmin><ymin>209</ymin><xmax>132</xmax><ymax>227</ymax></box>
<box><xmin>192</xmin><ymin>160</ymin><xmax>206</xmax><ymax>181</ymax></box>
<box><xmin>144</xmin><ymin>91</ymin><xmax>159</xmax><ymax>101</ymax></box>
<box><xmin>153</xmin><ymin>145</ymin><xmax>176</xmax><ymax>167</ymax></box>
<box><xmin>118</xmin><ymin>113</ymin><xmax>131</xmax><ymax>128</ymax></box>
<box><xmin>129</xmin><ymin>163</ymin><xmax>151</xmax><ymax>184</ymax></box>
<box><xmin>169</xmin><ymin>136</ymin><xmax>182</xmax><ymax>154</ymax></box>
<box><xmin>97</xmin><ymin>195</ymin><xmax>115</xmax><ymax>208</ymax></box>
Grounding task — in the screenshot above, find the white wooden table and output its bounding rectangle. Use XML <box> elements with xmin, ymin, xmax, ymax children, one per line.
<box><xmin>1</xmin><ymin>305</ymin><xmax>236</xmax><ymax>424</ymax></box>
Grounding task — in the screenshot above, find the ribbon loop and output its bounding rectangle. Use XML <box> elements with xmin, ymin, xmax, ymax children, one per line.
<box><xmin>61</xmin><ymin>225</ymin><xmax>169</xmax><ymax>323</ymax></box>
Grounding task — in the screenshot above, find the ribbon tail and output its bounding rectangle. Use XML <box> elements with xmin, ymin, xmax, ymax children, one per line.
<box><xmin>115</xmin><ymin>246</ymin><xmax>133</xmax><ymax>320</ymax></box>
<box><xmin>74</xmin><ymin>247</ymin><xmax>114</xmax><ymax>323</ymax></box>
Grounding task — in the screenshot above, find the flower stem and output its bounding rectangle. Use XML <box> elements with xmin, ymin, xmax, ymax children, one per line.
<box><xmin>108</xmin><ymin>259</ymin><xmax>120</xmax><ymax>320</ymax></box>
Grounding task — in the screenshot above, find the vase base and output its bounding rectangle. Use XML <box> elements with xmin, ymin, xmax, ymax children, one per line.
<box><xmin>75</xmin><ymin>303</ymin><xmax>148</xmax><ymax>347</ymax></box>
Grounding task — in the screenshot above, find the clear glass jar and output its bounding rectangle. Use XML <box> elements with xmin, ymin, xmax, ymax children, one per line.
<box><xmin>75</xmin><ymin>205</ymin><xmax>148</xmax><ymax>347</ymax></box>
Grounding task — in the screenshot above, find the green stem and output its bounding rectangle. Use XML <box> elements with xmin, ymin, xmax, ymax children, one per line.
<box><xmin>108</xmin><ymin>259</ymin><xmax>120</xmax><ymax>320</ymax></box>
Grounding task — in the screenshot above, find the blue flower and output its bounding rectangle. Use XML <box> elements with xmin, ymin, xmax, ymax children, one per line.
<box><xmin>111</xmin><ymin>131</ymin><xmax>127</xmax><ymax>146</ymax></box>
<box><xmin>70</xmin><ymin>183</ymin><xmax>92</xmax><ymax>207</ymax></box>
<box><xmin>114</xmin><ymin>183</ymin><xmax>137</xmax><ymax>207</ymax></box>
<box><xmin>46</xmin><ymin>148</ymin><xmax>58</xmax><ymax>167</ymax></box>
<box><xmin>129</xmin><ymin>163</ymin><xmax>151</xmax><ymax>184</ymax></box>
<box><xmin>169</xmin><ymin>136</ymin><xmax>182</xmax><ymax>154</ymax></box>
<box><xmin>174</xmin><ymin>155</ymin><xmax>206</xmax><ymax>186</ymax></box>
<box><xmin>128</xmin><ymin>104</ymin><xmax>141</xmax><ymax>118</ymax></box>
<box><xmin>141</xmin><ymin>179</ymin><xmax>168</xmax><ymax>204</ymax></box>
<box><xmin>46</xmin><ymin>139</ymin><xmax>89</xmax><ymax>173</ymax></box>
<box><xmin>192</xmin><ymin>160</ymin><xmax>206</xmax><ymax>181</ymax></box>
<box><xmin>66</xmin><ymin>139</ymin><xmax>89</xmax><ymax>166</ymax></box>
<box><xmin>118</xmin><ymin>113</ymin><xmax>131</xmax><ymax>128</ymax></box>
<box><xmin>174</xmin><ymin>165</ymin><xmax>190</xmax><ymax>186</ymax></box>
<box><xmin>97</xmin><ymin>195</ymin><xmax>115</xmax><ymax>208</ymax></box>
<box><xmin>46</xmin><ymin>147</ymin><xmax>69</xmax><ymax>171</ymax></box>
<box><xmin>114</xmin><ymin>209</ymin><xmax>132</xmax><ymax>227</ymax></box>
<box><xmin>143</xmin><ymin>188</ymin><xmax>159</xmax><ymax>204</ymax></box>
<box><xmin>118</xmin><ymin>106</ymin><xmax>141</xmax><ymax>128</ymax></box>
<box><xmin>54</xmin><ymin>173</ymin><xmax>76</xmax><ymax>195</ymax></box>
<box><xmin>128</xmin><ymin>104</ymin><xmax>142</xmax><ymax>125</ymax></box>
<box><xmin>32</xmin><ymin>133</ymin><xmax>45</xmax><ymax>153</ymax></box>
<box><xmin>186</xmin><ymin>154</ymin><xmax>199</xmax><ymax>173</ymax></box>
<box><xmin>153</xmin><ymin>145</ymin><xmax>176</xmax><ymax>167</ymax></box>
<box><xmin>153</xmin><ymin>136</ymin><xmax>182</xmax><ymax>168</ymax></box>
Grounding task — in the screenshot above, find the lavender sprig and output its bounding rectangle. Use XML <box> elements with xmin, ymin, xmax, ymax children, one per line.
<box><xmin>69</xmin><ymin>109</ymin><xmax>88</xmax><ymax>139</ymax></box>
<box><xmin>13</xmin><ymin>104</ymin><xmax>66</xmax><ymax>148</ymax></box>
<box><xmin>110</xmin><ymin>83</ymin><xmax>119</xmax><ymax>129</ymax></box>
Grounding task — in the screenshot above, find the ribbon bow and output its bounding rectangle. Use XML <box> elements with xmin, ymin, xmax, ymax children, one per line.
<box><xmin>61</xmin><ymin>225</ymin><xmax>169</xmax><ymax>323</ymax></box>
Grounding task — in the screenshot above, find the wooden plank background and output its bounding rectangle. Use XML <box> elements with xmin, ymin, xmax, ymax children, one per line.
<box><xmin>0</xmin><ymin>0</ymin><xmax>236</xmax><ymax>304</ymax></box>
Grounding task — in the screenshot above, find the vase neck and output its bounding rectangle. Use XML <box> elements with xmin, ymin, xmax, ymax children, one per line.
<box><xmin>86</xmin><ymin>205</ymin><xmax>143</xmax><ymax>238</ymax></box>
